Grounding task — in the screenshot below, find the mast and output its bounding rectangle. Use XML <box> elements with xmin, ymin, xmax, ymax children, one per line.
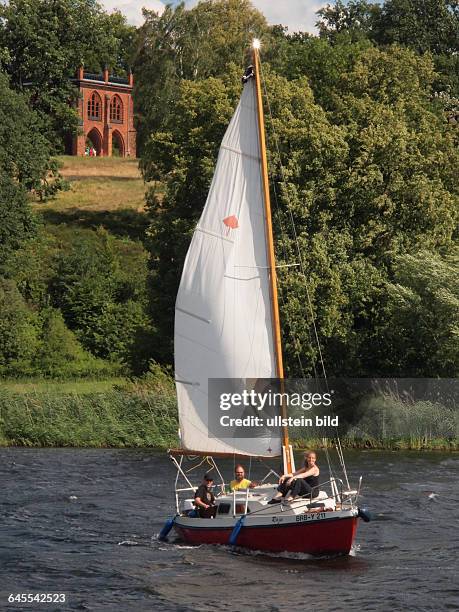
<box><xmin>252</xmin><ymin>41</ymin><xmax>293</xmax><ymax>474</ymax></box>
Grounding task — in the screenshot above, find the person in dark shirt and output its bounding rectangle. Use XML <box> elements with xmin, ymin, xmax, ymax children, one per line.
<box><xmin>194</xmin><ymin>473</ymin><xmax>217</xmax><ymax>518</ymax></box>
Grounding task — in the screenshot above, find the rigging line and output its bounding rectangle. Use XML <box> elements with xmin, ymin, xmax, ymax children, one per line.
<box><xmin>260</xmin><ymin>113</ymin><xmax>307</xmax><ymax>377</ymax></box>
<box><xmin>262</xmin><ymin>117</ymin><xmax>307</xmax><ymax>378</ymax></box>
<box><xmin>268</xmin><ymin>150</ymin><xmax>317</xmax><ymax>380</ymax></box>
<box><xmin>258</xmin><ymin>60</ymin><xmax>342</xmax><ymax>479</ymax></box>
<box><xmin>250</xmin><ymin>62</ymin><xmax>306</xmax><ymax>379</ymax></box>
<box><xmin>263</xmin><ymin>137</ymin><xmax>336</xmax><ymax>468</ymax></box>
<box><xmin>336</xmin><ymin>437</ymin><xmax>350</xmax><ymax>489</ymax></box>
<box><xmin>259</xmin><ymin>59</ymin><xmax>328</xmax><ymax>384</ymax></box>
<box><xmin>185</xmin><ymin>455</ymin><xmax>209</xmax><ymax>473</ymax></box>
<box><xmin>257</xmin><ymin>70</ymin><xmax>335</xmax><ymax>477</ymax></box>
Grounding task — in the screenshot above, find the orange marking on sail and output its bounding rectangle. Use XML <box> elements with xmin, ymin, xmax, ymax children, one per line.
<box><xmin>223</xmin><ymin>215</ymin><xmax>239</xmax><ymax>229</ymax></box>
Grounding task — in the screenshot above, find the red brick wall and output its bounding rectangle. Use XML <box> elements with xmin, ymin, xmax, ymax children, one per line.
<box><xmin>73</xmin><ymin>73</ymin><xmax>136</xmax><ymax>158</ymax></box>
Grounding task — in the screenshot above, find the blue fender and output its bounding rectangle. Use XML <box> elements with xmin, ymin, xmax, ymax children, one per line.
<box><xmin>158</xmin><ymin>516</ymin><xmax>176</xmax><ymax>541</ymax></box>
<box><xmin>229</xmin><ymin>515</ymin><xmax>246</xmax><ymax>546</ymax></box>
<box><xmin>358</xmin><ymin>507</ymin><xmax>372</xmax><ymax>523</ymax></box>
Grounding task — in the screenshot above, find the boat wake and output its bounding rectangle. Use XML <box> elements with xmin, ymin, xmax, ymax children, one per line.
<box><xmin>350</xmin><ymin>543</ymin><xmax>361</xmax><ymax>556</ymax></box>
<box><xmin>229</xmin><ymin>545</ymin><xmax>345</xmax><ymax>562</ymax></box>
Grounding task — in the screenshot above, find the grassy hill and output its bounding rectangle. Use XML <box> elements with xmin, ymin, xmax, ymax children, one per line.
<box><xmin>39</xmin><ymin>156</ymin><xmax>146</xmax><ymax>212</ymax></box>
<box><xmin>33</xmin><ymin>156</ymin><xmax>151</xmax><ymax>241</ymax></box>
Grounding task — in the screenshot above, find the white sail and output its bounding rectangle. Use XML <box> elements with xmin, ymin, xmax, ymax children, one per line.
<box><xmin>174</xmin><ymin>77</ymin><xmax>281</xmax><ymax>457</ymax></box>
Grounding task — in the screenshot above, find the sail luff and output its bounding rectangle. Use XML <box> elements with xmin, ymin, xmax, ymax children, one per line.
<box><xmin>174</xmin><ymin>68</ymin><xmax>281</xmax><ymax>458</ymax></box>
<box><xmin>252</xmin><ymin>47</ymin><xmax>292</xmax><ymax>473</ymax></box>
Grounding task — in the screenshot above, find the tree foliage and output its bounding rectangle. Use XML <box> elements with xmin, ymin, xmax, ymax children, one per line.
<box><xmin>132</xmin><ymin>0</ymin><xmax>268</xmax><ymax>151</ymax></box>
<box><xmin>36</xmin><ymin>307</ymin><xmax>112</xmax><ymax>378</ymax></box>
<box><xmin>317</xmin><ymin>0</ymin><xmax>459</xmax><ymax>100</ymax></box>
<box><xmin>142</xmin><ymin>37</ymin><xmax>459</xmax><ymax>376</ymax></box>
<box><xmin>1</xmin><ymin>0</ymin><xmax>458</xmax><ymax>380</ymax></box>
<box><xmin>49</xmin><ymin>229</ymin><xmax>153</xmax><ymax>368</ymax></box>
<box><xmin>317</xmin><ymin>0</ymin><xmax>382</xmax><ymax>42</ymax></box>
<box><xmin>0</xmin><ymin>279</ymin><xmax>40</xmax><ymax>375</ymax></box>
<box><xmin>374</xmin><ymin>250</ymin><xmax>459</xmax><ymax>376</ymax></box>
<box><xmin>0</xmin><ymin>70</ymin><xmax>60</xmax><ymax>270</ymax></box>
<box><xmin>376</xmin><ymin>0</ymin><xmax>459</xmax><ymax>55</ymax></box>
<box><xmin>0</xmin><ymin>0</ymin><xmax>136</xmax><ymax>148</ymax></box>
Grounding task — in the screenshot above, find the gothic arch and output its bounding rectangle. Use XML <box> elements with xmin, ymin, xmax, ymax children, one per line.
<box><xmin>86</xmin><ymin>127</ymin><xmax>103</xmax><ymax>156</ymax></box>
<box><xmin>87</xmin><ymin>91</ymin><xmax>102</xmax><ymax>120</ymax></box>
<box><xmin>110</xmin><ymin>95</ymin><xmax>123</xmax><ymax>122</ymax></box>
<box><xmin>112</xmin><ymin>130</ymin><xmax>125</xmax><ymax>157</ymax></box>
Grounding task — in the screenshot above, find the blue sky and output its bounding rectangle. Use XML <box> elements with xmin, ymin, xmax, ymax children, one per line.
<box><xmin>99</xmin><ymin>0</ymin><xmax>332</xmax><ymax>33</ymax></box>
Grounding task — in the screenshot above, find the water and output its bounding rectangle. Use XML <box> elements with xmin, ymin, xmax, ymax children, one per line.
<box><xmin>0</xmin><ymin>449</ymin><xmax>457</xmax><ymax>611</ymax></box>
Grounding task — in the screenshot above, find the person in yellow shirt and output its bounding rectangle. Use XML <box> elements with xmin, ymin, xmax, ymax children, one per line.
<box><xmin>230</xmin><ymin>465</ymin><xmax>255</xmax><ymax>491</ymax></box>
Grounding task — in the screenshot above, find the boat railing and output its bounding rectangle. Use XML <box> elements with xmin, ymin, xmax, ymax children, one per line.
<box><xmin>230</xmin><ymin>488</ymin><xmax>250</xmax><ymax>517</ymax></box>
<box><xmin>312</xmin><ymin>477</ymin><xmax>358</xmax><ymax>508</ymax></box>
<box><xmin>259</xmin><ymin>468</ymin><xmax>281</xmax><ymax>484</ymax></box>
<box><xmin>316</xmin><ymin>477</ymin><xmax>344</xmax><ymax>505</ymax></box>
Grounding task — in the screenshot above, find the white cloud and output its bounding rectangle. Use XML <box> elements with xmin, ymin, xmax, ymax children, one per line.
<box><xmin>251</xmin><ymin>1</ymin><xmax>326</xmax><ymax>33</ymax></box>
<box><xmin>100</xmin><ymin>0</ymin><xmax>327</xmax><ymax>32</ymax></box>
<box><xmin>101</xmin><ymin>0</ymin><xmax>165</xmax><ymax>26</ymax></box>
<box><xmin>184</xmin><ymin>0</ymin><xmax>326</xmax><ymax>33</ymax></box>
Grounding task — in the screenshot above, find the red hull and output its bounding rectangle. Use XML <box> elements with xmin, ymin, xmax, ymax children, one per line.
<box><xmin>174</xmin><ymin>516</ymin><xmax>358</xmax><ymax>555</ymax></box>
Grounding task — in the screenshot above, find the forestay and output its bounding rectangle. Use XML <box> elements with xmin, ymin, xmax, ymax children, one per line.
<box><xmin>174</xmin><ymin>76</ymin><xmax>281</xmax><ymax>457</ymax></box>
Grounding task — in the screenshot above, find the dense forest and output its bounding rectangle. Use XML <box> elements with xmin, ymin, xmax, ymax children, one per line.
<box><xmin>0</xmin><ymin>0</ymin><xmax>458</xmax><ymax>382</ymax></box>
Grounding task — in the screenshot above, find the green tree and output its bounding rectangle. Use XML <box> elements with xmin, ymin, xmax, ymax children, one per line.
<box><xmin>376</xmin><ymin>0</ymin><xmax>459</xmax><ymax>55</ymax></box>
<box><xmin>263</xmin><ymin>31</ymin><xmax>373</xmax><ymax>113</ymax></box>
<box><xmin>0</xmin><ymin>70</ymin><xmax>62</xmax><ymax>270</ymax></box>
<box><xmin>35</xmin><ymin>308</ymin><xmax>113</xmax><ymax>378</ymax></box>
<box><xmin>273</xmin><ymin>47</ymin><xmax>458</xmax><ymax>374</ymax></box>
<box><xmin>142</xmin><ymin>46</ymin><xmax>459</xmax><ymax>376</ymax></box>
<box><xmin>375</xmin><ymin>0</ymin><xmax>459</xmax><ymax>97</ymax></box>
<box><xmin>0</xmin><ymin>71</ymin><xmax>53</xmax><ymax>191</ymax></box>
<box><xmin>370</xmin><ymin>251</ymin><xmax>459</xmax><ymax>376</ymax></box>
<box><xmin>316</xmin><ymin>1</ymin><xmax>459</xmax><ymax>105</ymax></box>
<box><xmin>133</xmin><ymin>0</ymin><xmax>268</xmax><ymax>151</ymax></box>
<box><xmin>49</xmin><ymin>228</ymin><xmax>153</xmax><ymax>368</ymax></box>
<box><xmin>0</xmin><ymin>176</ymin><xmax>35</xmax><ymax>273</ymax></box>
<box><xmin>317</xmin><ymin>0</ymin><xmax>382</xmax><ymax>42</ymax></box>
<box><xmin>0</xmin><ymin>0</ymin><xmax>136</xmax><ymax>149</ymax></box>
<box><xmin>50</xmin><ymin>230</ymin><xmax>119</xmax><ymax>355</ymax></box>
<box><xmin>0</xmin><ymin>279</ymin><xmax>40</xmax><ymax>376</ymax></box>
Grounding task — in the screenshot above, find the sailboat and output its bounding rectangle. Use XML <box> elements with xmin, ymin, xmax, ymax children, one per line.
<box><xmin>161</xmin><ymin>40</ymin><xmax>370</xmax><ymax>556</ymax></box>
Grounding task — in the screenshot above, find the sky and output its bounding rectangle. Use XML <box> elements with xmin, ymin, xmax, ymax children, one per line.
<box><xmin>99</xmin><ymin>0</ymin><xmax>329</xmax><ymax>33</ymax></box>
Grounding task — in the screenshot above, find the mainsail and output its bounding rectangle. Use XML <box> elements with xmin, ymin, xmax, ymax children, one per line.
<box><xmin>174</xmin><ymin>75</ymin><xmax>281</xmax><ymax>457</ymax></box>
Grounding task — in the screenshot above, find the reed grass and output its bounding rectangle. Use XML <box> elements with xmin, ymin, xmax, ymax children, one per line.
<box><xmin>0</xmin><ymin>387</ymin><xmax>179</xmax><ymax>448</ymax></box>
<box><xmin>293</xmin><ymin>437</ymin><xmax>457</xmax><ymax>451</ymax></box>
<box><xmin>292</xmin><ymin>394</ymin><xmax>458</xmax><ymax>451</ymax></box>
<box><xmin>0</xmin><ymin>375</ymin><xmax>456</xmax><ymax>450</ymax></box>
<box><xmin>0</xmin><ymin>378</ymin><xmax>126</xmax><ymax>395</ymax></box>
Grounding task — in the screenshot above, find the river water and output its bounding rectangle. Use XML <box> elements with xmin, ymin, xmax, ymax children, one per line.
<box><xmin>0</xmin><ymin>449</ymin><xmax>457</xmax><ymax>611</ymax></box>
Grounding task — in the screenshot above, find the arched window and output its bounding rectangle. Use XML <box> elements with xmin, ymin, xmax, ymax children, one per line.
<box><xmin>87</xmin><ymin>92</ymin><xmax>101</xmax><ymax>120</ymax></box>
<box><xmin>110</xmin><ymin>95</ymin><xmax>123</xmax><ymax>122</ymax></box>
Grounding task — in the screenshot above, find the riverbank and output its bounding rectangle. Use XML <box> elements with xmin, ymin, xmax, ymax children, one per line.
<box><xmin>0</xmin><ymin>375</ymin><xmax>178</xmax><ymax>448</ymax></box>
<box><xmin>0</xmin><ymin>383</ymin><xmax>456</xmax><ymax>450</ymax></box>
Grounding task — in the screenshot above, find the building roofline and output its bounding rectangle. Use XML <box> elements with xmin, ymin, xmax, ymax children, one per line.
<box><xmin>70</xmin><ymin>78</ymin><xmax>133</xmax><ymax>91</ymax></box>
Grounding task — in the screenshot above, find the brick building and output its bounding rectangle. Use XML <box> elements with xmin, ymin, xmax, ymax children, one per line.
<box><xmin>71</xmin><ymin>67</ymin><xmax>136</xmax><ymax>157</ymax></box>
